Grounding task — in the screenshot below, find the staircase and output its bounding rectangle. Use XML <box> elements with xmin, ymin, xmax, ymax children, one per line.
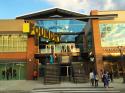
<box><xmin>72</xmin><ymin>62</ymin><xmax>89</xmax><ymax>83</ymax></box>
<box><xmin>44</xmin><ymin>63</ymin><xmax>60</xmax><ymax>84</ymax></box>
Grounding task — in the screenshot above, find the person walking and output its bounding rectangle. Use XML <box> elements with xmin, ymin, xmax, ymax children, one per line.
<box><xmin>94</xmin><ymin>72</ymin><xmax>99</xmax><ymax>87</ymax></box>
<box><xmin>89</xmin><ymin>70</ymin><xmax>94</xmax><ymax>86</ymax></box>
<box><xmin>102</xmin><ymin>71</ymin><xmax>110</xmax><ymax>88</ymax></box>
<box><xmin>100</xmin><ymin>69</ymin><xmax>104</xmax><ymax>82</ymax></box>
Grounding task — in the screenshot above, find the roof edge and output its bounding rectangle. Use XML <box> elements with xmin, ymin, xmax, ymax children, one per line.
<box><xmin>16</xmin><ymin>7</ymin><xmax>88</xmax><ymax>19</ymax></box>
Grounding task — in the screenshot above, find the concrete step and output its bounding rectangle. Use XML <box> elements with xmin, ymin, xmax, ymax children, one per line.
<box><xmin>45</xmin><ymin>74</ymin><xmax>60</xmax><ymax>77</ymax></box>
<box><xmin>73</xmin><ymin>74</ymin><xmax>86</xmax><ymax>76</ymax></box>
<box><xmin>44</xmin><ymin>77</ymin><xmax>60</xmax><ymax>80</ymax></box>
<box><xmin>44</xmin><ymin>64</ymin><xmax>60</xmax><ymax>85</ymax></box>
<box><xmin>45</xmin><ymin>71</ymin><xmax>59</xmax><ymax>73</ymax></box>
<box><xmin>45</xmin><ymin>72</ymin><xmax>59</xmax><ymax>75</ymax></box>
<box><xmin>45</xmin><ymin>68</ymin><xmax>60</xmax><ymax>71</ymax></box>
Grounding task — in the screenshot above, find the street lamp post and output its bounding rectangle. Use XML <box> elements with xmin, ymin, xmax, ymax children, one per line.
<box><xmin>118</xmin><ymin>46</ymin><xmax>125</xmax><ymax>83</ymax></box>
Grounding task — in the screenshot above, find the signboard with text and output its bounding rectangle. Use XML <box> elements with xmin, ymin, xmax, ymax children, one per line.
<box><xmin>23</xmin><ymin>22</ymin><xmax>61</xmax><ymax>43</ymax></box>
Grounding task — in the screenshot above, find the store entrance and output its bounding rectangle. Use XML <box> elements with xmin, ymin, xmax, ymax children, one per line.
<box><xmin>60</xmin><ymin>64</ymin><xmax>72</xmax><ymax>81</ymax></box>
<box><xmin>0</xmin><ymin>63</ymin><xmax>26</xmax><ymax>80</ymax></box>
<box><xmin>104</xmin><ymin>62</ymin><xmax>123</xmax><ymax>78</ymax></box>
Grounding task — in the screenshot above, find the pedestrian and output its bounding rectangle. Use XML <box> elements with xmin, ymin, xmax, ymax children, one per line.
<box><xmin>100</xmin><ymin>69</ymin><xmax>104</xmax><ymax>82</ymax></box>
<box><xmin>102</xmin><ymin>71</ymin><xmax>110</xmax><ymax>88</ymax></box>
<box><xmin>2</xmin><ymin>70</ymin><xmax>5</xmax><ymax>79</ymax></box>
<box><xmin>33</xmin><ymin>70</ymin><xmax>38</xmax><ymax>80</ymax></box>
<box><xmin>13</xmin><ymin>69</ymin><xmax>17</xmax><ymax>78</ymax></box>
<box><xmin>94</xmin><ymin>72</ymin><xmax>99</xmax><ymax>87</ymax></box>
<box><xmin>89</xmin><ymin>70</ymin><xmax>94</xmax><ymax>86</ymax></box>
<box><xmin>6</xmin><ymin>69</ymin><xmax>9</xmax><ymax>80</ymax></box>
<box><xmin>109</xmin><ymin>71</ymin><xmax>113</xmax><ymax>82</ymax></box>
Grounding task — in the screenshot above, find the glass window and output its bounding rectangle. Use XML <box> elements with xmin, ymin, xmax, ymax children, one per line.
<box><xmin>0</xmin><ymin>34</ymin><xmax>27</xmax><ymax>52</ymax></box>
<box><xmin>36</xmin><ymin>20</ymin><xmax>86</xmax><ymax>42</ymax></box>
<box><xmin>36</xmin><ymin>20</ymin><xmax>86</xmax><ymax>33</ymax></box>
<box><xmin>0</xmin><ymin>62</ymin><xmax>26</xmax><ymax>80</ymax></box>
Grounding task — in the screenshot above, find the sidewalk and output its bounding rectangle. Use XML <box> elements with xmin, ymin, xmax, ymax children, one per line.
<box><xmin>0</xmin><ymin>78</ymin><xmax>125</xmax><ymax>93</ymax></box>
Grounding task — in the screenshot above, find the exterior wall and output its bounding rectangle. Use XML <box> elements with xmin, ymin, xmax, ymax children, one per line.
<box><xmin>90</xmin><ymin>10</ymin><xmax>125</xmax><ymax>77</ymax></box>
<box><xmin>0</xmin><ymin>20</ymin><xmax>39</xmax><ymax>80</ymax></box>
<box><xmin>0</xmin><ymin>53</ymin><xmax>26</xmax><ymax>59</ymax></box>
<box><xmin>0</xmin><ymin>35</ymin><xmax>38</xmax><ymax>80</ymax></box>
<box><xmin>0</xmin><ymin>20</ymin><xmax>24</xmax><ymax>32</ymax></box>
<box><xmin>98</xmin><ymin>11</ymin><xmax>125</xmax><ymax>23</ymax></box>
<box><xmin>90</xmin><ymin>10</ymin><xmax>103</xmax><ymax>77</ymax></box>
<box><xmin>98</xmin><ymin>10</ymin><xmax>125</xmax><ymax>75</ymax></box>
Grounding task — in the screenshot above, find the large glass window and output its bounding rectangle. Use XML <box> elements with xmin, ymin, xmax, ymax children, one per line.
<box><xmin>99</xmin><ymin>23</ymin><xmax>125</xmax><ymax>47</ymax></box>
<box><xmin>0</xmin><ymin>34</ymin><xmax>27</xmax><ymax>52</ymax></box>
<box><xmin>86</xmin><ymin>31</ymin><xmax>93</xmax><ymax>51</ymax></box>
<box><xmin>0</xmin><ymin>62</ymin><xmax>26</xmax><ymax>80</ymax></box>
<box><xmin>36</xmin><ymin>20</ymin><xmax>86</xmax><ymax>42</ymax></box>
<box><xmin>36</xmin><ymin>20</ymin><xmax>85</xmax><ymax>33</ymax></box>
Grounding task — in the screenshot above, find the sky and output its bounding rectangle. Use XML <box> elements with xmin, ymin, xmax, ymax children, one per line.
<box><xmin>0</xmin><ymin>0</ymin><xmax>125</xmax><ymax>19</ymax></box>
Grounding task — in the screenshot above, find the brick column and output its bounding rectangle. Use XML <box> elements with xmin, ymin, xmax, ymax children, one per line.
<box><xmin>90</xmin><ymin>10</ymin><xmax>104</xmax><ymax>77</ymax></box>
<box><xmin>26</xmin><ymin>36</ymin><xmax>38</xmax><ymax>80</ymax></box>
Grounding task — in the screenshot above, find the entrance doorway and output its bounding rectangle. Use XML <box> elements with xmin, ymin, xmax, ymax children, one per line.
<box><xmin>60</xmin><ymin>64</ymin><xmax>72</xmax><ymax>81</ymax></box>
<box><xmin>0</xmin><ymin>63</ymin><xmax>26</xmax><ymax>80</ymax></box>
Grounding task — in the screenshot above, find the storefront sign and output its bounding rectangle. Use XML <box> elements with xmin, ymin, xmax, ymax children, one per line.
<box><xmin>23</xmin><ymin>22</ymin><xmax>60</xmax><ymax>43</ymax></box>
<box><xmin>61</xmin><ymin>56</ymin><xmax>70</xmax><ymax>63</ymax></box>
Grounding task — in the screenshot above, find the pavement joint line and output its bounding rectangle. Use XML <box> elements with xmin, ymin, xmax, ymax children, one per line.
<box><xmin>33</xmin><ymin>90</ymin><xmax>120</xmax><ymax>93</ymax></box>
<box><xmin>33</xmin><ymin>89</ymin><xmax>120</xmax><ymax>92</ymax></box>
<box><xmin>32</xmin><ymin>88</ymin><xmax>116</xmax><ymax>91</ymax></box>
<box><xmin>33</xmin><ymin>87</ymin><xmax>114</xmax><ymax>90</ymax></box>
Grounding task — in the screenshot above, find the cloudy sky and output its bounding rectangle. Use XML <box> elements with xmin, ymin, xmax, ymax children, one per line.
<box><xmin>0</xmin><ymin>0</ymin><xmax>125</xmax><ymax>18</ymax></box>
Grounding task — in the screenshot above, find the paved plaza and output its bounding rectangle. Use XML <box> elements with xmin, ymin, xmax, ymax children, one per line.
<box><xmin>0</xmin><ymin>78</ymin><xmax>125</xmax><ymax>93</ymax></box>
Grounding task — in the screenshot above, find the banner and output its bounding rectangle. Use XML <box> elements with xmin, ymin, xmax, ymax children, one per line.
<box><xmin>99</xmin><ymin>23</ymin><xmax>125</xmax><ymax>47</ymax></box>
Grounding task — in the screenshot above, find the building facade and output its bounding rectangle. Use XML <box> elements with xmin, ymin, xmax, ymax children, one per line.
<box><xmin>0</xmin><ymin>8</ymin><xmax>124</xmax><ymax>81</ymax></box>
<box><xmin>90</xmin><ymin>10</ymin><xmax>125</xmax><ymax>77</ymax></box>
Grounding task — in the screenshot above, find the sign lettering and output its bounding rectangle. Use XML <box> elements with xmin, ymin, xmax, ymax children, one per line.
<box><xmin>23</xmin><ymin>22</ymin><xmax>61</xmax><ymax>43</ymax></box>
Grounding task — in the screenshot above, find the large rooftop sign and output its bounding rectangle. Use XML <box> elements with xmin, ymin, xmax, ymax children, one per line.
<box><xmin>23</xmin><ymin>21</ymin><xmax>61</xmax><ymax>43</ymax></box>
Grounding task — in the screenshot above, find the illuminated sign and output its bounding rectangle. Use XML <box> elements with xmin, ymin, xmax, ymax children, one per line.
<box><xmin>61</xmin><ymin>56</ymin><xmax>70</xmax><ymax>63</ymax></box>
<box><xmin>23</xmin><ymin>22</ymin><xmax>60</xmax><ymax>43</ymax></box>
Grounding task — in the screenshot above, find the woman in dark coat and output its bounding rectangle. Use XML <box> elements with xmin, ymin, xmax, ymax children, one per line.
<box><xmin>103</xmin><ymin>71</ymin><xmax>110</xmax><ymax>88</ymax></box>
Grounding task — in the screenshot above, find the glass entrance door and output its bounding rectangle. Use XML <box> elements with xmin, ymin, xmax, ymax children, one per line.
<box><xmin>19</xmin><ymin>63</ymin><xmax>26</xmax><ymax>80</ymax></box>
<box><xmin>0</xmin><ymin>63</ymin><xmax>26</xmax><ymax>80</ymax></box>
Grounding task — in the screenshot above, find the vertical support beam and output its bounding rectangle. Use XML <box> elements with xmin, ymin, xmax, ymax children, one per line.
<box><xmin>27</xmin><ymin>36</ymin><xmax>38</xmax><ymax>80</ymax></box>
<box><xmin>83</xmin><ymin>34</ymin><xmax>87</xmax><ymax>52</ymax></box>
<box><xmin>90</xmin><ymin>10</ymin><xmax>104</xmax><ymax>77</ymax></box>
